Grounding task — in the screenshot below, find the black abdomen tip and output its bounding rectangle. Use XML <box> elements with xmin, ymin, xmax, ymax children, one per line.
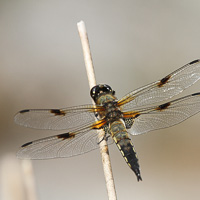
<box><xmin>137</xmin><ymin>173</ymin><xmax>142</xmax><ymax>181</ymax></box>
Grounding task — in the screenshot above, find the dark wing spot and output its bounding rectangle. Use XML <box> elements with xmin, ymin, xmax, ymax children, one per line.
<box><xmin>192</xmin><ymin>92</ymin><xmax>200</xmax><ymax>96</ymax></box>
<box><xmin>57</xmin><ymin>132</ymin><xmax>75</xmax><ymax>140</ymax></box>
<box><xmin>124</xmin><ymin>118</ymin><xmax>134</xmax><ymax>129</ymax></box>
<box><xmin>156</xmin><ymin>102</ymin><xmax>171</xmax><ymax>111</ymax></box>
<box><xmin>20</xmin><ymin>109</ymin><xmax>30</xmax><ymax>113</ymax></box>
<box><xmin>50</xmin><ymin>109</ymin><xmax>65</xmax><ymax>116</ymax></box>
<box><xmin>134</xmin><ymin>113</ymin><xmax>140</xmax><ymax>118</ymax></box>
<box><xmin>122</xmin><ymin>112</ymin><xmax>140</xmax><ymax>119</ymax></box>
<box><xmin>123</xmin><ymin>113</ymin><xmax>140</xmax><ymax>129</ymax></box>
<box><xmin>22</xmin><ymin>141</ymin><xmax>32</xmax><ymax>147</ymax></box>
<box><xmin>189</xmin><ymin>59</ymin><xmax>200</xmax><ymax>65</ymax></box>
<box><xmin>91</xmin><ymin>119</ymin><xmax>107</xmax><ymax>129</ymax></box>
<box><xmin>157</xmin><ymin>75</ymin><xmax>171</xmax><ymax>87</ymax></box>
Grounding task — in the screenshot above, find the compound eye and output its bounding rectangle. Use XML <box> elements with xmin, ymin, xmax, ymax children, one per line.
<box><xmin>90</xmin><ymin>85</ymin><xmax>99</xmax><ymax>101</ymax></box>
<box><xmin>90</xmin><ymin>84</ymin><xmax>114</xmax><ymax>103</ymax></box>
<box><xmin>103</xmin><ymin>84</ymin><xmax>112</xmax><ymax>93</ymax></box>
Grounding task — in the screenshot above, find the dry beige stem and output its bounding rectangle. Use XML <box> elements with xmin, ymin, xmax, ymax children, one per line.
<box><xmin>77</xmin><ymin>21</ymin><xmax>117</xmax><ymax>200</ymax></box>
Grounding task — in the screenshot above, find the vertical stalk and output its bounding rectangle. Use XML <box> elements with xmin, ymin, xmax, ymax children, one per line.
<box><xmin>77</xmin><ymin>21</ymin><xmax>117</xmax><ymax>200</ymax></box>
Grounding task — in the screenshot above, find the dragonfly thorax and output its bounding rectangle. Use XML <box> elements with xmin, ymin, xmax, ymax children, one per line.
<box><xmin>94</xmin><ymin>100</ymin><xmax>122</xmax><ymax>123</ymax></box>
<box><xmin>103</xmin><ymin>102</ymin><xmax>122</xmax><ymax>121</ymax></box>
<box><xmin>91</xmin><ymin>85</ymin><xmax>121</xmax><ymax>121</ymax></box>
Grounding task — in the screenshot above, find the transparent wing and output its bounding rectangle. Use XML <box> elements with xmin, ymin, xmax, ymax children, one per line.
<box><xmin>124</xmin><ymin>92</ymin><xmax>200</xmax><ymax>135</ymax></box>
<box><xmin>14</xmin><ymin>105</ymin><xmax>104</xmax><ymax>131</ymax></box>
<box><xmin>17</xmin><ymin>119</ymin><xmax>113</xmax><ymax>159</ymax></box>
<box><xmin>118</xmin><ymin>60</ymin><xmax>200</xmax><ymax>111</ymax></box>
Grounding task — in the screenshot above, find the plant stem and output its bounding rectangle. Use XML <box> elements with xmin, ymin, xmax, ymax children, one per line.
<box><xmin>77</xmin><ymin>21</ymin><xmax>117</xmax><ymax>200</ymax></box>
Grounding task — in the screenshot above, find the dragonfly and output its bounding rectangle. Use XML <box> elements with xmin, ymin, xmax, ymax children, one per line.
<box><xmin>15</xmin><ymin>59</ymin><xmax>200</xmax><ymax>181</ymax></box>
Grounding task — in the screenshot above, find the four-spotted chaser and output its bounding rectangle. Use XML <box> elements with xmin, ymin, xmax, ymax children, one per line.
<box><xmin>15</xmin><ymin>59</ymin><xmax>200</xmax><ymax>181</ymax></box>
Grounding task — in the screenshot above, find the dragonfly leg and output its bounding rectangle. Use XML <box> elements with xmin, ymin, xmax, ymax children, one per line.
<box><xmin>97</xmin><ymin>125</ymin><xmax>110</xmax><ymax>144</ymax></box>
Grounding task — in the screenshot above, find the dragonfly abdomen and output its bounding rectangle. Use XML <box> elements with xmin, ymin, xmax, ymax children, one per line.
<box><xmin>117</xmin><ymin>139</ymin><xmax>142</xmax><ymax>181</ymax></box>
<box><xmin>110</xmin><ymin>120</ymin><xmax>142</xmax><ymax>181</ymax></box>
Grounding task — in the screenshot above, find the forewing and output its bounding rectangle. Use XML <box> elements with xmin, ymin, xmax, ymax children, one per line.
<box><xmin>14</xmin><ymin>105</ymin><xmax>104</xmax><ymax>131</ymax></box>
<box><xmin>123</xmin><ymin>92</ymin><xmax>200</xmax><ymax>135</ymax></box>
<box><xmin>118</xmin><ymin>60</ymin><xmax>200</xmax><ymax>111</ymax></box>
<box><xmin>17</xmin><ymin>119</ymin><xmax>113</xmax><ymax>159</ymax></box>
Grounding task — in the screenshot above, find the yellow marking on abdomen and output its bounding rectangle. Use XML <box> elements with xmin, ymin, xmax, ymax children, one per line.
<box><xmin>120</xmin><ymin>149</ymin><xmax>125</xmax><ymax>156</ymax></box>
<box><xmin>124</xmin><ymin>156</ymin><xmax>128</xmax><ymax>163</ymax></box>
<box><xmin>113</xmin><ymin>137</ymin><xmax>118</xmax><ymax>143</ymax></box>
<box><xmin>117</xmin><ymin>144</ymin><xmax>121</xmax><ymax>150</ymax></box>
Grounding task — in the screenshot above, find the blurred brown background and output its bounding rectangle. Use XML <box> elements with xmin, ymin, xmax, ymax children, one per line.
<box><xmin>1</xmin><ymin>0</ymin><xmax>200</xmax><ymax>200</ymax></box>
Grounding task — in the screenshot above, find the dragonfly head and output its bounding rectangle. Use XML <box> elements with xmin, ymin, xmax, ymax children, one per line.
<box><xmin>90</xmin><ymin>84</ymin><xmax>115</xmax><ymax>103</ymax></box>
